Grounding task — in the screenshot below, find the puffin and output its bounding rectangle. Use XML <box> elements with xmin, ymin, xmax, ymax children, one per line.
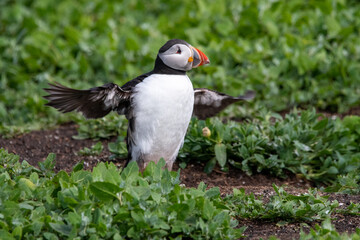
<box><xmin>44</xmin><ymin>39</ymin><xmax>254</xmax><ymax>171</ymax></box>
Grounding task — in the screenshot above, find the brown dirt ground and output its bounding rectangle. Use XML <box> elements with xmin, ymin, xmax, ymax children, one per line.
<box><xmin>0</xmin><ymin>122</ymin><xmax>359</xmax><ymax>239</ymax></box>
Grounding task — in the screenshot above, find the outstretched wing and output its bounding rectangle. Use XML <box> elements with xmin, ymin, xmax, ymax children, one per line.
<box><xmin>44</xmin><ymin>82</ymin><xmax>132</xmax><ymax>119</ymax></box>
<box><xmin>193</xmin><ymin>88</ymin><xmax>255</xmax><ymax>120</ymax></box>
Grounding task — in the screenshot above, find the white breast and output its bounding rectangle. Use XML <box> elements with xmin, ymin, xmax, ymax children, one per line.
<box><xmin>130</xmin><ymin>74</ymin><xmax>194</xmax><ymax>168</ymax></box>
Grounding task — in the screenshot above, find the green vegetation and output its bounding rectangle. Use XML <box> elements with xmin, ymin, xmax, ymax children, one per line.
<box><xmin>1</xmin><ymin>0</ymin><xmax>360</xmax><ymax>238</ymax></box>
<box><xmin>62</xmin><ymin>110</ymin><xmax>360</xmax><ymax>191</ymax></box>
<box><xmin>225</xmin><ymin>185</ymin><xmax>339</xmax><ymax>222</ymax></box>
<box><xmin>0</xmin><ymin>149</ymin><xmax>243</xmax><ymax>239</ymax></box>
<box><xmin>180</xmin><ymin>110</ymin><xmax>360</xmax><ymax>186</ymax></box>
<box><xmin>78</xmin><ymin>142</ymin><xmax>104</xmax><ymax>156</ymax></box>
<box><xmin>1</xmin><ymin>0</ymin><xmax>360</xmax><ymax>132</ymax></box>
<box><xmin>73</xmin><ymin>114</ymin><xmax>127</xmax><ymax>140</ymax></box>
<box><xmin>299</xmin><ymin>219</ymin><xmax>360</xmax><ymax>240</ymax></box>
<box><xmin>1</xmin><ymin>150</ymin><xmax>359</xmax><ymax>239</ymax></box>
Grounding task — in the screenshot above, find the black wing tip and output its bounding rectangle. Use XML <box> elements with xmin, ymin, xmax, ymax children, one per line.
<box><xmin>241</xmin><ymin>90</ymin><xmax>256</xmax><ymax>100</ymax></box>
<box><xmin>44</xmin><ymin>81</ymin><xmax>64</xmax><ymax>88</ymax></box>
<box><xmin>43</xmin><ymin>82</ymin><xmax>68</xmax><ymax>94</ymax></box>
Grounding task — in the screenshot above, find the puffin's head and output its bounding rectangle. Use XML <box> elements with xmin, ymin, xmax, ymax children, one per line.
<box><xmin>157</xmin><ymin>39</ymin><xmax>210</xmax><ymax>71</ymax></box>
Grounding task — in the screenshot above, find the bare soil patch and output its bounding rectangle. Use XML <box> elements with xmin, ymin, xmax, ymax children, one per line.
<box><xmin>0</xmin><ymin>123</ymin><xmax>359</xmax><ymax>239</ymax></box>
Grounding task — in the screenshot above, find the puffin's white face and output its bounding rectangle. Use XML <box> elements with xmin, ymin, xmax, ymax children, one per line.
<box><xmin>158</xmin><ymin>43</ymin><xmax>210</xmax><ymax>71</ymax></box>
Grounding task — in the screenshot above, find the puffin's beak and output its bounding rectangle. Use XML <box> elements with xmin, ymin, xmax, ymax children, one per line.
<box><xmin>190</xmin><ymin>46</ymin><xmax>210</xmax><ymax>68</ymax></box>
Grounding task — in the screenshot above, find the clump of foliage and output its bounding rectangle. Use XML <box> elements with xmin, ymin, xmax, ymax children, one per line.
<box><xmin>0</xmin><ymin>149</ymin><xmax>244</xmax><ymax>239</ymax></box>
<box><xmin>73</xmin><ymin>113</ymin><xmax>127</xmax><ymax>140</ymax></box>
<box><xmin>180</xmin><ymin>109</ymin><xmax>360</xmax><ymax>185</ymax></box>
<box><xmin>1</xmin><ymin>149</ymin><xmax>358</xmax><ymax>239</ymax></box>
<box><xmin>324</xmin><ymin>171</ymin><xmax>360</xmax><ymax>194</ymax></box>
<box><xmin>93</xmin><ymin>109</ymin><xmax>360</xmax><ymax>189</ymax></box>
<box><xmin>299</xmin><ymin>218</ymin><xmax>360</xmax><ymax>240</ymax></box>
<box><xmin>337</xmin><ymin>202</ymin><xmax>360</xmax><ymax>216</ymax></box>
<box><xmin>225</xmin><ymin>184</ymin><xmax>339</xmax><ymax>223</ymax></box>
<box><xmin>269</xmin><ymin>219</ymin><xmax>360</xmax><ymax>240</ymax></box>
<box><xmin>77</xmin><ymin>142</ymin><xmax>104</xmax><ymax>156</ymax></box>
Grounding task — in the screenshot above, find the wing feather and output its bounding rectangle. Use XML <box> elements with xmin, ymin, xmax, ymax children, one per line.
<box><xmin>44</xmin><ymin>82</ymin><xmax>131</xmax><ymax>119</ymax></box>
<box><xmin>193</xmin><ymin>88</ymin><xmax>255</xmax><ymax>120</ymax></box>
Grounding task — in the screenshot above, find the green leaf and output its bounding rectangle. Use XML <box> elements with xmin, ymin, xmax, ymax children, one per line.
<box><xmin>18</xmin><ymin>202</ymin><xmax>34</xmax><ymax>210</ymax></box>
<box><xmin>327</xmin><ymin>166</ymin><xmax>339</xmax><ymax>175</ymax></box>
<box><xmin>143</xmin><ymin>160</ymin><xmax>162</xmax><ymax>182</ymax></box>
<box><xmin>39</xmin><ymin>153</ymin><xmax>56</xmax><ymax>172</ymax></box>
<box><xmin>169</xmin><ymin>203</ymin><xmax>190</xmax><ymax>221</ymax></box>
<box><xmin>205</xmin><ymin>187</ymin><xmax>220</xmax><ymax>199</ymax></box>
<box><xmin>92</xmin><ymin>162</ymin><xmax>121</xmax><ymax>184</ymax></box>
<box><xmin>326</xmin><ymin>16</ymin><xmax>341</xmax><ymax>37</ymax></box>
<box><xmin>313</xmin><ymin>118</ymin><xmax>328</xmax><ymax>130</ymax></box>
<box><xmin>215</xmin><ymin>17</ymin><xmax>234</xmax><ymax>36</ymax></box>
<box><xmin>202</xmin><ymin>198</ymin><xmax>215</xmax><ymax>220</ymax></box>
<box><xmin>2</xmin><ymin>201</ymin><xmax>20</xmax><ymax>219</ymax></box>
<box><xmin>343</xmin><ymin>116</ymin><xmax>360</xmax><ymax>133</ymax></box>
<box><xmin>130</xmin><ymin>211</ymin><xmax>144</xmax><ymax>223</ymax></box>
<box><xmin>179</xmin><ymin>162</ymin><xmax>187</xmax><ymax>169</ymax></box>
<box><xmin>90</xmin><ymin>182</ymin><xmax>122</xmax><ymax>201</ymax></box>
<box><xmin>264</xmin><ymin>21</ymin><xmax>279</xmax><ymax>37</ymax></box>
<box><xmin>18</xmin><ymin>178</ymin><xmax>36</xmax><ymax>191</ymax></box>
<box><xmin>0</xmin><ymin>230</ymin><xmax>15</xmax><ymax>240</ymax></box>
<box><xmin>214</xmin><ymin>143</ymin><xmax>227</xmax><ymax>168</ymax></box>
<box><xmin>49</xmin><ymin>222</ymin><xmax>72</xmax><ymax>236</ymax></box>
<box><xmin>12</xmin><ymin>226</ymin><xmax>22</xmax><ymax>239</ymax></box>
<box><xmin>294</xmin><ymin>140</ymin><xmax>311</xmax><ymax>152</ymax></box>
<box><xmin>43</xmin><ymin>232</ymin><xmax>59</xmax><ymax>240</ymax></box>
<box><xmin>127</xmin><ymin>186</ymin><xmax>151</xmax><ymax>201</ymax></box>
<box><xmin>204</xmin><ymin>158</ymin><xmax>216</xmax><ymax>174</ymax></box>
<box><xmin>121</xmin><ymin>162</ymin><xmax>139</xmax><ymax>182</ymax></box>
<box><xmin>72</xmin><ymin>161</ymin><xmax>84</xmax><ymax>172</ymax></box>
<box><xmin>150</xmin><ymin>191</ymin><xmax>161</xmax><ymax>203</ymax></box>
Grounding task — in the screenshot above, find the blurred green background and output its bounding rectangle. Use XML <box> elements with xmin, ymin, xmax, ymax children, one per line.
<box><xmin>1</xmin><ymin>0</ymin><xmax>360</xmax><ymax>134</ymax></box>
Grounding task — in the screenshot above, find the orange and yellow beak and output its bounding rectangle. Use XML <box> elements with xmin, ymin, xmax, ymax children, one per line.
<box><xmin>189</xmin><ymin>46</ymin><xmax>210</xmax><ymax>68</ymax></box>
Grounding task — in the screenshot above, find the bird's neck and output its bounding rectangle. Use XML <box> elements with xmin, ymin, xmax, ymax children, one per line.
<box><xmin>153</xmin><ymin>55</ymin><xmax>187</xmax><ymax>75</ymax></box>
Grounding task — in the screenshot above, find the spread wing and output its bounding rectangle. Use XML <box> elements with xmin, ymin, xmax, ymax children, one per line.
<box><xmin>43</xmin><ymin>72</ymin><xmax>153</xmax><ymax>119</ymax></box>
<box><xmin>193</xmin><ymin>88</ymin><xmax>255</xmax><ymax>120</ymax></box>
<box><xmin>43</xmin><ymin>82</ymin><xmax>132</xmax><ymax>119</ymax></box>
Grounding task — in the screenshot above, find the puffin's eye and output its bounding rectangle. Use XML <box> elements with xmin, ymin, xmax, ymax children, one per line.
<box><xmin>176</xmin><ymin>48</ymin><xmax>181</xmax><ymax>54</ymax></box>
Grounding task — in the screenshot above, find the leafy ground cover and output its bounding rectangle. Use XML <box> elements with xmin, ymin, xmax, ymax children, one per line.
<box><xmin>1</xmin><ymin>0</ymin><xmax>360</xmax><ymax>238</ymax></box>
<box><xmin>0</xmin><ymin>150</ymin><xmax>243</xmax><ymax>239</ymax></box>
<box><xmin>0</xmin><ymin>119</ymin><xmax>359</xmax><ymax>239</ymax></box>
<box><xmin>1</xmin><ymin>0</ymin><xmax>360</xmax><ymax>134</ymax></box>
<box><xmin>181</xmin><ymin>111</ymin><xmax>360</xmax><ymax>186</ymax></box>
<box><xmin>0</xmin><ymin>148</ymin><xmax>359</xmax><ymax>239</ymax></box>
<box><xmin>60</xmin><ymin>111</ymin><xmax>360</xmax><ymax>193</ymax></box>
